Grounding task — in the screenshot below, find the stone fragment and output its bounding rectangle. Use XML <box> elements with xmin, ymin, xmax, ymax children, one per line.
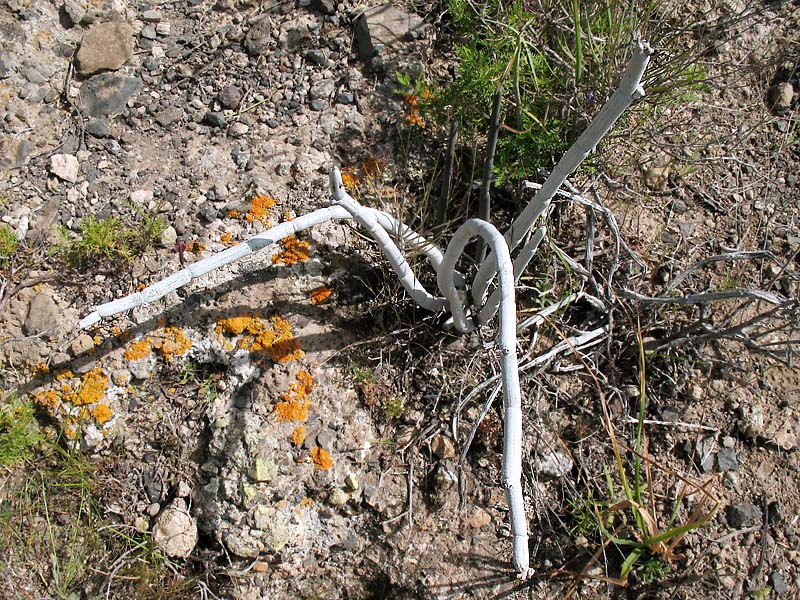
<box><xmin>156</xmin><ymin>22</ymin><xmax>171</xmax><ymax>36</ymax></box>
<box><xmin>49</xmin><ymin>153</ymin><xmax>80</xmax><ymax>183</ymax></box>
<box><xmin>250</xmin><ymin>456</ymin><xmax>277</xmax><ymax>482</ymax></box>
<box><xmin>244</xmin><ymin>16</ymin><xmax>272</xmax><ymax>56</ymax></box>
<box><xmin>155</xmin><ymin>105</ymin><xmax>184</xmax><ymax>128</ymax></box>
<box><xmin>467</xmin><ymin>507</ymin><xmax>491</xmax><ymax>529</ymax></box>
<box><xmin>141</xmin><ymin>9</ymin><xmax>161</xmax><ymax>22</ymax></box>
<box><xmin>141</xmin><ymin>26</ymin><xmax>157</xmax><ymax>41</ymax></box>
<box><xmin>76</xmin><ymin>22</ymin><xmax>134</xmax><ymax>76</ymax></box>
<box><xmin>533</xmin><ymin>450</ymin><xmax>572</xmax><ymax>478</ymax></box>
<box><xmin>152</xmin><ymin>499</ymin><xmax>198</xmax><ymax>558</ymax></box>
<box><xmin>309</xmin><ymin>79</ymin><xmax>335</xmax><ymax>100</ymax></box>
<box><xmin>355</xmin><ymin>5</ymin><xmax>423</xmax><ymax>60</ymax></box>
<box><xmin>130</xmin><ymin>189</ymin><xmax>153</xmax><ymax>204</ymax></box>
<box><xmin>431</xmin><ymin>433</ymin><xmax>456</xmax><ymax>459</ymax></box>
<box><xmin>160</xmin><ymin>225</ymin><xmax>177</xmax><ymax>247</ymax></box>
<box><xmin>695</xmin><ymin>437</ymin><xmax>715</xmax><ymax>473</ymax></box>
<box><xmin>85</xmin><ymin>117</ymin><xmax>109</xmax><ymax>137</ymax></box>
<box><xmin>771</xmin><ymin>82</ymin><xmax>794</xmax><ymax>114</ymax></box>
<box><xmin>329</xmin><ymin>488</ymin><xmax>348</xmax><ymax>506</ymax></box>
<box><xmin>644</xmin><ymin>164</ymin><xmax>669</xmax><ymax>191</ymax></box>
<box><xmin>223</xmin><ymin>528</ymin><xmax>260</xmax><ymax>558</ymax></box>
<box><xmin>313</xmin><ymin>0</ymin><xmax>336</xmax><ymax>15</ymax></box>
<box><xmin>70</xmin><ymin>333</ymin><xmax>95</xmax><ymax>356</ymax></box>
<box><xmin>205</xmin><ymin>111</ymin><xmax>226</xmax><ymax>128</ymax></box>
<box><xmin>24</xmin><ymin>292</ymin><xmax>60</xmax><ymax>337</ymax></box>
<box><xmin>79</xmin><ymin>74</ymin><xmax>143</xmax><ymax>117</ymax></box>
<box><xmin>229</xmin><ymin>122</ymin><xmax>249</xmax><ymax>137</ymax></box>
<box><xmin>344</xmin><ymin>473</ymin><xmax>359</xmax><ymax>492</ymax></box>
<box><xmin>727</xmin><ymin>502</ymin><xmax>762</xmax><ymax>528</ymax></box>
<box><xmin>218</xmin><ymin>84</ymin><xmax>242</xmax><ymax>109</ymax></box>
<box><xmin>716</xmin><ymin>447</ymin><xmax>738</xmax><ymax>472</ymax></box>
<box><xmin>771</xmin><ymin>571</ymin><xmax>787</xmax><ymax>596</ymax></box>
<box><xmin>61</xmin><ymin>0</ymin><xmax>87</xmax><ymax>27</ymax></box>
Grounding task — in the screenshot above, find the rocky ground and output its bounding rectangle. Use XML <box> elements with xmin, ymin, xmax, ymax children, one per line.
<box><xmin>0</xmin><ymin>0</ymin><xmax>799</xmax><ymax>599</ymax></box>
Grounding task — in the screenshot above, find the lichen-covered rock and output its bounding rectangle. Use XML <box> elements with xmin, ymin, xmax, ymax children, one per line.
<box><xmin>152</xmin><ymin>499</ymin><xmax>198</xmax><ymax>558</ymax></box>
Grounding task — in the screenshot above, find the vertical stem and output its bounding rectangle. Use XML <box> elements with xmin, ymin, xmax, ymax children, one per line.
<box><xmin>476</xmin><ymin>85</ymin><xmax>504</xmax><ymax>262</ymax></box>
<box><xmin>436</xmin><ymin>121</ymin><xmax>458</xmax><ymax>229</ymax></box>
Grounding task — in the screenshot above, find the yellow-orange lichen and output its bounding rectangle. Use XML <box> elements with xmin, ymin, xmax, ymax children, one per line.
<box><xmin>292</xmin><ymin>425</ymin><xmax>306</xmax><ymax>446</ymax></box>
<box><xmin>246</xmin><ymin>195</ymin><xmax>276</xmax><ymax>226</ymax></box>
<box><xmin>272</xmin><ymin>236</ymin><xmax>310</xmax><ymax>266</ymax></box>
<box><xmin>31</xmin><ymin>363</ymin><xmax>49</xmax><ymax>376</ymax></box>
<box><xmin>75</xmin><ymin>368</ymin><xmax>109</xmax><ymax>406</ymax></box>
<box><xmin>227</xmin><ymin>209</ymin><xmax>241</xmax><ymax>219</ymax></box>
<box><xmin>33</xmin><ymin>389</ymin><xmax>60</xmax><ymax>417</ymax></box>
<box><xmin>124</xmin><ymin>338</ymin><xmax>152</xmax><ymax>361</ymax></box>
<box><xmin>154</xmin><ymin>326</ymin><xmax>192</xmax><ymax>361</ymax></box>
<box><xmin>220</xmin><ymin>231</ymin><xmax>233</xmax><ymax>244</ymax></box>
<box><xmin>309</xmin><ymin>286</ymin><xmax>333</xmax><ymax>305</ymax></box>
<box><xmin>216</xmin><ymin>315</ymin><xmax>303</xmax><ymax>364</ymax></box>
<box><xmin>275</xmin><ymin>370</ymin><xmax>314</xmax><ymax>422</ymax></box>
<box><xmin>92</xmin><ymin>403</ymin><xmax>112</xmax><ymax>425</ymax></box>
<box><xmin>186</xmin><ymin>240</ymin><xmax>205</xmax><ymax>254</ymax></box>
<box><xmin>340</xmin><ymin>169</ymin><xmax>360</xmax><ymax>195</ymax></box>
<box><xmin>310</xmin><ymin>447</ymin><xmax>333</xmax><ymax>470</ymax></box>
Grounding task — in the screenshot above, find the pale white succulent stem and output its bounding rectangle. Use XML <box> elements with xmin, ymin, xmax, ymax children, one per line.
<box><xmin>329</xmin><ymin>169</ymin><xmax>447</xmax><ymax>312</ymax></box>
<box><xmin>78</xmin><ymin>203</ymin><xmax>448</xmax><ymax>329</ymax></box>
<box><xmin>472</xmin><ymin>41</ymin><xmax>652</xmax><ymax>307</ymax></box>
<box><xmin>437</xmin><ymin>218</ymin><xmax>529</xmax><ymax>576</ymax></box>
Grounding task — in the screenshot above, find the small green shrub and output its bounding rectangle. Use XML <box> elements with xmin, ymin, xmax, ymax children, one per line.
<box><xmin>0</xmin><ymin>223</ymin><xmax>18</xmax><ymax>263</ymax></box>
<box><xmin>57</xmin><ymin>209</ymin><xmax>166</xmax><ymax>269</ymax></box>
<box><xmin>0</xmin><ymin>394</ymin><xmax>45</xmax><ymax>466</ymax></box>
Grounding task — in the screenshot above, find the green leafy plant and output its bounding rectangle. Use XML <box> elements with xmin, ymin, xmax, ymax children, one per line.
<box><xmin>0</xmin><ymin>223</ymin><xmax>18</xmax><ymax>263</ymax></box>
<box><xmin>57</xmin><ymin>209</ymin><xmax>166</xmax><ymax>269</ymax></box>
<box><xmin>0</xmin><ymin>393</ymin><xmax>45</xmax><ymax>466</ymax></box>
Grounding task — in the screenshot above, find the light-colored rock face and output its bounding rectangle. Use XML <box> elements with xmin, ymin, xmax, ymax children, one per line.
<box><xmin>354</xmin><ymin>4</ymin><xmax>423</xmax><ymax>60</ymax></box>
<box><xmin>152</xmin><ymin>499</ymin><xmax>198</xmax><ymax>558</ymax></box>
<box><xmin>76</xmin><ymin>22</ymin><xmax>134</xmax><ymax>76</ymax></box>
<box><xmin>49</xmin><ymin>153</ymin><xmax>80</xmax><ymax>183</ymax></box>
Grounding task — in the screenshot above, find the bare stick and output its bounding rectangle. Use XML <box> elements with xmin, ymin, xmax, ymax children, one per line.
<box><xmin>436</xmin><ymin>121</ymin><xmax>458</xmax><ymax>228</ymax></box>
<box><xmin>476</xmin><ymin>86</ymin><xmax>504</xmax><ymax>262</ymax></box>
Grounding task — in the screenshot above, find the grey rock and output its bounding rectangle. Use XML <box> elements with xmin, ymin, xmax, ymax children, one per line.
<box><xmin>229</xmin><ymin>122</ymin><xmax>249</xmax><ymax>137</ymax></box>
<box><xmin>309</xmin><ymin>79</ymin><xmax>335</xmax><ymax>100</ymax></box>
<box><xmin>771</xmin><ymin>82</ymin><xmax>794</xmax><ymax>114</ymax></box>
<box><xmin>671</xmin><ymin>197</ymin><xmax>688</xmax><ymax>214</ymax></box>
<box><xmin>223</xmin><ymin>528</ymin><xmax>260</xmax><ymax>558</ymax></box>
<box><xmin>306</xmin><ymin>49</ymin><xmax>327</xmax><ymax>65</ymax></box>
<box><xmin>533</xmin><ymin>450</ymin><xmax>572</xmax><ymax>478</ymax></box>
<box><xmin>244</xmin><ymin>16</ymin><xmax>272</xmax><ymax>56</ymax></box>
<box><xmin>76</xmin><ymin>22</ymin><xmax>134</xmax><ymax>76</ymax></box>
<box><xmin>79</xmin><ymin>74</ymin><xmax>142</xmax><ymax>117</ymax></box>
<box><xmin>205</xmin><ymin>111</ymin><xmax>226</xmax><ymax>128</ymax></box>
<box><xmin>156</xmin><ymin>22</ymin><xmax>171</xmax><ymax>36</ymax></box>
<box><xmin>0</xmin><ymin>54</ymin><xmax>8</xmax><ymax>78</ymax></box>
<box><xmin>355</xmin><ymin>4</ymin><xmax>423</xmax><ymax>60</ymax></box>
<box><xmin>155</xmin><ymin>105</ymin><xmax>184</xmax><ymax>128</ymax></box>
<box><xmin>695</xmin><ymin>436</ymin><xmax>715</xmax><ymax>473</ymax></box>
<box><xmin>727</xmin><ymin>502</ymin><xmax>762</xmax><ymax>528</ymax></box>
<box><xmin>19</xmin><ymin>83</ymin><xmax>45</xmax><ymax>103</ymax></box>
<box><xmin>212</xmin><ymin>181</ymin><xmax>229</xmax><ymax>200</ymax></box>
<box><xmin>159</xmin><ymin>225</ymin><xmax>177</xmax><ymax>247</ymax></box>
<box><xmin>22</xmin><ymin>65</ymin><xmax>46</xmax><ymax>84</ymax></box>
<box><xmin>61</xmin><ymin>0</ymin><xmax>87</xmax><ymax>27</ymax></box>
<box><xmin>70</xmin><ymin>333</ymin><xmax>94</xmax><ymax>356</ymax></box>
<box><xmin>152</xmin><ymin>499</ymin><xmax>198</xmax><ymax>558</ymax></box>
<box><xmin>313</xmin><ymin>0</ymin><xmax>336</xmax><ymax>15</ymax></box>
<box><xmin>309</xmin><ymin>99</ymin><xmax>326</xmax><ymax>111</ymax></box>
<box><xmin>49</xmin><ymin>153</ymin><xmax>80</xmax><ymax>183</ymax></box>
<box><xmin>218</xmin><ymin>84</ymin><xmax>242</xmax><ymax>109</ymax></box>
<box><xmin>335</xmin><ymin>91</ymin><xmax>354</xmax><ymax>104</ymax></box>
<box><xmin>24</xmin><ymin>291</ymin><xmax>60</xmax><ymax>336</ymax></box>
<box><xmin>85</xmin><ymin>117</ymin><xmax>109</xmax><ymax>137</ymax></box>
<box><xmin>316</xmin><ymin>428</ymin><xmax>335</xmax><ymax>450</ymax></box>
<box><xmin>141</xmin><ymin>9</ymin><xmax>161</xmax><ymax>22</ymax></box>
<box><xmin>141</xmin><ymin>26</ymin><xmax>157</xmax><ymax>41</ymax></box>
<box><xmin>716</xmin><ymin>447</ymin><xmax>738</xmax><ymax>472</ymax></box>
<box><xmin>771</xmin><ymin>571</ymin><xmax>787</xmax><ymax>596</ymax></box>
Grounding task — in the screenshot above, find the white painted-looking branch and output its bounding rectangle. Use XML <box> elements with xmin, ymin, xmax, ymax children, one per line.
<box><xmin>472</xmin><ymin>40</ymin><xmax>652</xmax><ymax>307</ymax></box>
<box><xmin>75</xmin><ymin>42</ymin><xmax>652</xmax><ymax>579</ymax></box>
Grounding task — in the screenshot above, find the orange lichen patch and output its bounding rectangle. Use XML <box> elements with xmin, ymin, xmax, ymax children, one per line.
<box><xmin>217</xmin><ymin>315</ymin><xmax>303</xmax><ymax>364</ymax></box>
<box><xmin>137</xmin><ymin>283</ymin><xmax>147</xmax><ymax>292</ymax></box>
<box><xmin>292</xmin><ymin>425</ymin><xmax>306</xmax><ymax>446</ymax></box>
<box><xmin>309</xmin><ymin>286</ymin><xmax>333</xmax><ymax>305</ymax></box>
<box><xmin>340</xmin><ymin>169</ymin><xmax>360</xmax><ymax>195</ymax></box>
<box><xmin>403</xmin><ymin>93</ymin><xmax>426</xmax><ymax>128</ymax></box>
<box><xmin>298</xmin><ymin>496</ymin><xmax>313</xmax><ymax>509</ymax></box>
<box><xmin>56</xmin><ymin>370</ymin><xmax>74</xmax><ymax>380</ymax></box>
<box><xmin>124</xmin><ymin>338</ymin><xmax>152</xmax><ymax>361</ymax></box>
<box><xmin>92</xmin><ymin>403</ymin><xmax>112</xmax><ymax>425</ymax></box>
<box><xmin>31</xmin><ymin>363</ymin><xmax>49</xmax><ymax>376</ymax></box>
<box><xmin>186</xmin><ymin>240</ymin><xmax>205</xmax><ymax>254</ymax></box>
<box><xmin>93</xmin><ymin>335</ymin><xmax>102</xmax><ymax>346</ymax></box>
<box><xmin>74</xmin><ymin>368</ymin><xmax>109</xmax><ymax>406</ymax></box>
<box><xmin>246</xmin><ymin>195</ymin><xmax>276</xmax><ymax>226</ymax></box>
<box><xmin>152</xmin><ymin>326</ymin><xmax>192</xmax><ymax>361</ymax></box>
<box><xmin>227</xmin><ymin>209</ymin><xmax>241</xmax><ymax>219</ymax></box>
<box><xmin>275</xmin><ymin>370</ymin><xmax>314</xmax><ymax>422</ymax></box>
<box><xmin>283</xmin><ymin>211</ymin><xmax>294</xmax><ymax>222</ymax></box>
<box><xmin>33</xmin><ymin>389</ymin><xmax>60</xmax><ymax>417</ymax></box>
<box><xmin>310</xmin><ymin>447</ymin><xmax>333</xmax><ymax>470</ymax></box>
<box><xmin>272</xmin><ymin>236</ymin><xmax>311</xmax><ymax>266</ymax></box>
<box><xmin>220</xmin><ymin>231</ymin><xmax>233</xmax><ymax>244</ymax></box>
